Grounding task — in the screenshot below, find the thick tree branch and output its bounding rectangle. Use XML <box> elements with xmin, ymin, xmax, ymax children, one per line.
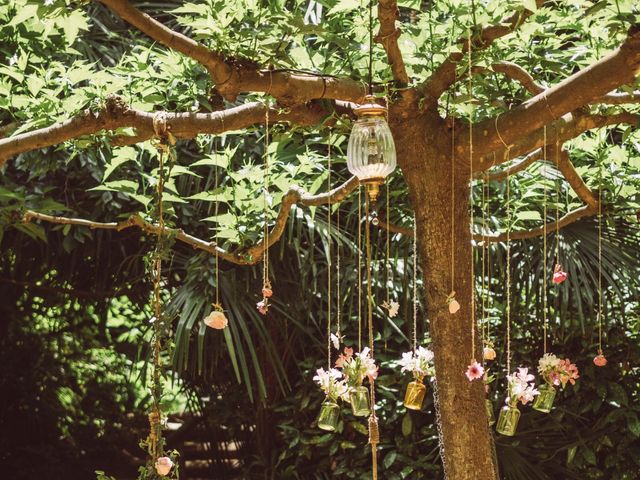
<box><xmin>98</xmin><ymin>0</ymin><xmax>366</xmax><ymax>104</ymax></box>
<box><xmin>21</xmin><ymin>177</ymin><xmax>360</xmax><ymax>265</ymax></box>
<box><xmin>419</xmin><ymin>1</ymin><xmax>545</xmax><ymax>102</ymax></box>
<box><xmin>466</xmin><ymin>24</ymin><xmax>640</xmax><ymax>163</ymax></box>
<box><xmin>476</xmin><ymin>111</ymin><xmax>639</xmax><ymax>170</ymax></box>
<box><xmin>597</xmin><ymin>90</ymin><xmax>640</xmax><ymax>104</ymax></box>
<box><xmin>376</xmin><ymin>0</ymin><xmax>409</xmax><ymax>85</ymax></box>
<box><xmin>555</xmin><ymin>148</ymin><xmax>599</xmax><ymax>209</ymax></box>
<box><xmin>0</xmin><ymin>97</ymin><xmax>336</xmax><ymax>166</ymax></box>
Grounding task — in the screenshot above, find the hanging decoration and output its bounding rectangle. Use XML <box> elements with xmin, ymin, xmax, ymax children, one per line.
<box><xmin>314</xmin><ymin>367</ymin><xmax>349</xmax><ymax>432</ymax></box>
<box><xmin>145</xmin><ymin>114</ymin><xmax>178</xmax><ymax>478</ymax></box>
<box><xmin>204</xmin><ymin>138</ymin><xmax>228</xmax><ymax>330</ymax></box>
<box><xmin>257</xmin><ymin>103</ymin><xmax>273</xmax><ymax>315</ymax></box>
<box><xmin>552</xmin><ymin>140</ymin><xmax>568</xmax><ymax>284</ymax></box>
<box><xmin>533</xmin><ymin>353</ymin><xmax>579</xmax><ymax>413</ymax></box>
<box><xmin>446</xmin><ymin>85</ymin><xmax>459</xmax><ymax>315</ymax></box>
<box><xmin>496</xmin><ymin>368</ymin><xmax>540</xmax><ymax>436</ymax></box>
<box><xmin>465</xmin><ymin>28</ymin><xmax>483</xmax><ymax>382</ymax></box>
<box><xmin>398</xmin><ymin>217</ymin><xmax>435</xmax><ymax>411</ymax></box>
<box><xmin>594</xmin><ymin>151</ymin><xmax>608</xmax><ymax>367</ymax></box>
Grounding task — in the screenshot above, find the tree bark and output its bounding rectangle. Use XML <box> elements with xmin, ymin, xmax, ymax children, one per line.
<box><xmin>393</xmin><ymin>110</ymin><xmax>498</xmax><ymax>480</ymax></box>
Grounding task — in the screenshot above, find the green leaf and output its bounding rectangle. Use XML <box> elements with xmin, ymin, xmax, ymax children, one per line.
<box><xmin>89</xmin><ymin>180</ymin><xmax>139</xmax><ymax>194</ymax></box>
<box><xmin>383</xmin><ymin>450</ymin><xmax>397</xmax><ymax>469</ymax></box>
<box><xmin>103</xmin><ymin>146</ymin><xmax>137</xmax><ymax>181</ymax></box>
<box><xmin>517</xmin><ymin>211</ymin><xmax>542</xmax><ymax>221</ymax></box>
<box><xmin>522</xmin><ymin>0</ymin><xmax>538</xmax><ymax>11</ymax></box>
<box><xmin>401</xmin><ymin>413</ymin><xmax>412</xmax><ymax>437</ymax></box>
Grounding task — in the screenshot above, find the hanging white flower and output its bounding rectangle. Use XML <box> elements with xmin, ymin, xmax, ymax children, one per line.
<box><xmin>382</xmin><ymin>300</ymin><xmax>400</xmax><ymax>318</ymax></box>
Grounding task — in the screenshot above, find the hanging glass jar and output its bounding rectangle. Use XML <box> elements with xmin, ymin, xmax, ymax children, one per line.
<box><xmin>532</xmin><ymin>383</ymin><xmax>556</xmax><ymax>413</ymax></box>
<box><xmin>404</xmin><ymin>378</ymin><xmax>427</xmax><ymax>410</ymax></box>
<box><xmin>349</xmin><ymin>385</ymin><xmax>370</xmax><ymax>417</ymax></box>
<box><xmin>496</xmin><ymin>404</ymin><xmax>521</xmax><ymax>436</ymax></box>
<box><xmin>346</xmin><ymin>95</ymin><xmax>396</xmax><ymax>203</ymax></box>
<box><xmin>317</xmin><ymin>400</ymin><xmax>340</xmax><ymax>431</ymax></box>
<box><xmin>485</xmin><ymin>399</ymin><xmax>496</xmax><ymax>426</ymax></box>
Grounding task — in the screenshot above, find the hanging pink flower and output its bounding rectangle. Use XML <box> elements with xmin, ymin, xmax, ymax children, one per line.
<box><xmin>558</xmin><ymin>358</ymin><xmax>580</xmax><ymax>386</ymax></box>
<box><xmin>552</xmin><ymin>264</ymin><xmax>567</xmax><ymax>284</ymax></box>
<box><xmin>593</xmin><ymin>354</ymin><xmax>607</xmax><ymax>367</ymax></box>
<box><xmin>465</xmin><ymin>360</ymin><xmax>484</xmax><ymax>381</ymax></box>
<box><xmin>446</xmin><ymin>291</ymin><xmax>460</xmax><ymax>314</ymax></box>
<box><xmin>256</xmin><ymin>300</ymin><xmax>268</xmax><ymax>315</ymax></box>
<box><xmin>204</xmin><ymin>310</ymin><xmax>228</xmax><ymax>330</ymax></box>
<box><xmin>262</xmin><ymin>287</ymin><xmax>273</xmax><ymax>298</ymax></box>
<box><xmin>155</xmin><ymin>457</ymin><xmax>173</xmax><ymax>476</ymax></box>
<box><xmin>335</xmin><ymin>347</ymin><xmax>354</xmax><ymax>369</ymax></box>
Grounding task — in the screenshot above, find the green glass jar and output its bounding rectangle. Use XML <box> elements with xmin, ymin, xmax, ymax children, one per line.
<box><xmin>532</xmin><ymin>383</ymin><xmax>556</xmax><ymax>413</ymax></box>
<box><xmin>317</xmin><ymin>401</ymin><xmax>340</xmax><ymax>431</ymax></box>
<box><xmin>350</xmin><ymin>386</ymin><xmax>370</xmax><ymax>417</ymax></box>
<box><xmin>404</xmin><ymin>378</ymin><xmax>427</xmax><ymax>410</ymax></box>
<box><xmin>496</xmin><ymin>404</ymin><xmax>521</xmax><ymax>436</ymax></box>
<box><xmin>485</xmin><ymin>399</ymin><xmax>496</xmax><ymax>426</ymax></box>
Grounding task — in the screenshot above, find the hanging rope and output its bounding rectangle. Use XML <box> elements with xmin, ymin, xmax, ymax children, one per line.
<box><xmin>358</xmin><ymin>185</ymin><xmax>363</xmax><ymax>351</ymax></box>
<box><xmin>413</xmin><ymin>215</ymin><xmax>418</xmax><ymax>352</ymax></box>
<box><xmin>506</xmin><ymin>148</ymin><xmax>512</xmax><ymax>376</ymax></box>
<box><xmin>543</xmin><ymin>128</ymin><xmax>548</xmax><ymax>354</ymax></box>
<box><xmin>327</xmin><ymin>137</ymin><xmax>332</xmax><ymax>369</ymax></box>
<box><xmin>364</xmin><ymin>194</ymin><xmax>379</xmax><ymax>480</ymax></box>
<box><xmin>147</xmin><ymin>112</ymin><xmax>174</xmax><ymax>465</ymax></box>
<box><xmin>467</xmin><ymin>26</ymin><xmax>476</xmax><ymax>362</ymax></box>
<box><xmin>597</xmin><ymin>151</ymin><xmax>604</xmax><ymax>355</ymax></box>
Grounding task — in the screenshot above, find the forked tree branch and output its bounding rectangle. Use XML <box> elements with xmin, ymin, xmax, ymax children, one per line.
<box><xmin>22</xmin><ymin>177</ymin><xmax>360</xmax><ymax>265</ymax></box>
<box><xmin>0</xmin><ymin>97</ymin><xmax>338</xmax><ymax>165</ymax></box>
<box><xmin>466</xmin><ymin>24</ymin><xmax>640</xmax><ymax>164</ymax></box>
<box><xmin>98</xmin><ymin>0</ymin><xmax>367</xmax><ymax>104</ymax></box>
<box><xmin>376</xmin><ymin>0</ymin><xmax>409</xmax><ymax>85</ymax></box>
<box><xmin>419</xmin><ymin>1</ymin><xmax>545</xmax><ymax>102</ymax></box>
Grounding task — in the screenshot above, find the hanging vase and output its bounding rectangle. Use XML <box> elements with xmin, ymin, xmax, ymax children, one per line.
<box><xmin>317</xmin><ymin>400</ymin><xmax>340</xmax><ymax>431</ymax></box>
<box><xmin>404</xmin><ymin>378</ymin><xmax>427</xmax><ymax>410</ymax></box>
<box><xmin>485</xmin><ymin>399</ymin><xmax>496</xmax><ymax>426</ymax></box>
<box><xmin>496</xmin><ymin>404</ymin><xmax>521</xmax><ymax>436</ymax></box>
<box><xmin>532</xmin><ymin>383</ymin><xmax>556</xmax><ymax>413</ymax></box>
<box><xmin>349</xmin><ymin>385</ymin><xmax>370</xmax><ymax>417</ymax></box>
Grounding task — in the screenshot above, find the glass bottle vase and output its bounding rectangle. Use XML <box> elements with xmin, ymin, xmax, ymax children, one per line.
<box><xmin>350</xmin><ymin>386</ymin><xmax>370</xmax><ymax>417</ymax></box>
<box><xmin>317</xmin><ymin>401</ymin><xmax>340</xmax><ymax>431</ymax></box>
<box><xmin>485</xmin><ymin>399</ymin><xmax>496</xmax><ymax>426</ymax></box>
<box><xmin>496</xmin><ymin>404</ymin><xmax>521</xmax><ymax>436</ymax></box>
<box><xmin>532</xmin><ymin>383</ymin><xmax>557</xmax><ymax>413</ymax></box>
<box><xmin>404</xmin><ymin>378</ymin><xmax>427</xmax><ymax>410</ymax></box>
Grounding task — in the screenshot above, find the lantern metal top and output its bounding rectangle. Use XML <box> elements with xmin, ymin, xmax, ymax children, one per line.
<box><xmin>354</xmin><ymin>95</ymin><xmax>387</xmax><ymax>117</ymax></box>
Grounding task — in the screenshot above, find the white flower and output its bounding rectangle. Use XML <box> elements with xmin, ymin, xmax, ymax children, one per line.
<box><xmin>506</xmin><ymin>366</ymin><xmax>539</xmax><ymax>406</ymax></box>
<box><xmin>383</xmin><ymin>300</ymin><xmax>400</xmax><ymax>318</ymax></box>
<box><xmin>313</xmin><ymin>367</ymin><xmax>349</xmax><ymax>401</ymax></box>
<box><xmin>537</xmin><ymin>353</ymin><xmax>560</xmax><ymax>374</ymax></box>
<box><xmin>44</xmin><ymin>0</ymin><xmax>55</xmax><ymax>6</ymax></box>
<box><xmin>330</xmin><ymin>332</ymin><xmax>343</xmax><ymax>350</ymax></box>
<box><xmin>515</xmin><ymin>367</ymin><xmax>535</xmax><ymax>384</ymax></box>
<box><xmin>398</xmin><ymin>346</ymin><xmax>434</xmax><ymax>377</ymax></box>
<box><xmin>9</xmin><ymin>54</ymin><xmax>18</xmax><ymax>66</ymax></box>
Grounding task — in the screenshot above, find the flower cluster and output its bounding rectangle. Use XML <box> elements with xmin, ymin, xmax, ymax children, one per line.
<box><xmin>335</xmin><ymin>347</ymin><xmax>378</xmax><ymax>387</ymax></box>
<box><xmin>257</xmin><ymin>281</ymin><xmax>273</xmax><ymax>315</ymax></box>
<box><xmin>313</xmin><ymin>367</ymin><xmax>350</xmax><ymax>403</ymax></box>
<box><xmin>398</xmin><ymin>346</ymin><xmax>435</xmax><ymax>380</ymax></box>
<box><xmin>537</xmin><ymin>353</ymin><xmax>579</xmax><ymax>388</ymax></box>
<box><xmin>505</xmin><ymin>367</ymin><xmax>540</xmax><ymax>406</ymax></box>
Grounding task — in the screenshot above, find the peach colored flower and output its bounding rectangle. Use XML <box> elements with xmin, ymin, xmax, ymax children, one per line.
<box><xmin>593</xmin><ymin>354</ymin><xmax>607</xmax><ymax>367</ymax></box>
<box><xmin>262</xmin><ymin>287</ymin><xmax>273</xmax><ymax>298</ymax></box>
<box><xmin>204</xmin><ymin>311</ymin><xmax>228</xmax><ymax>330</ymax></box>
<box><xmin>257</xmin><ymin>300</ymin><xmax>268</xmax><ymax>315</ymax></box>
<box><xmin>155</xmin><ymin>457</ymin><xmax>173</xmax><ymax>476</ymax></box>
<box><xmin>483</xmin><ymin>346</ymin><xmax>496</xmax><ymax>361</ymax></box>
<box><xmin>465</xmin><ymin>360</ymin><xmax>484</xmax><ymax>381</ymax></box>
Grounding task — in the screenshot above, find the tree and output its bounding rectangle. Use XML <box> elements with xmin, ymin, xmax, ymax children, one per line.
<box><xmin>1</xmin><ymin>1</ymin><xmax>639</xmax><ymax>479</ymax></box>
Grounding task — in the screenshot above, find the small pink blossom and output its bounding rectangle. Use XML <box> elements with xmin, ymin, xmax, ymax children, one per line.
<box><xmin>262</xmin><ymin>287</ymin><xmax>273</xmax><ymax>298</ymax></box>
<box><xmin>594</xmin><ymin>354</ymin><xmax>607</xmax><ymax>367</ymax></box>
<box><xmin>465</xmin><ymin>360</ymin><xmax>484</xmax><ymax>381</ymax></box>
<box><xmin>334</xmin><ymin>347</ymin><xmax>354</xmax><ymax>369</ymax></box>
<box><xmin>558</xmin><ymin>358</ymin><xmax>579</xmax><ymax>386</ymax></box>
<box><xmin>256</xmin><ymin>300</ymin><xmax>268</xmax><ymax>315</ymax></box>
<box><xmin>155</xmin><ymin>457</ymin><xmax>173</xmax><ymax>476</ymax></box>
<box><xmin>552</xmin><ymin>264</ymin><xmax>567</xmax><ymax>284</ymax></box>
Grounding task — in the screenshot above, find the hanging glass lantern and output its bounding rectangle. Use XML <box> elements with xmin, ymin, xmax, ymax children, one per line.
<box><xmin>532</xmin><ymin>384</ymin><xmax>556</xmax><ymax>413</ymax></box>
<box><xmin>347</xmin><ymin>95</ymin><xmax>396</xmax><ymax>203</ymax></box>
<box><xmin>349</xmin><ymin>385</ymin><xmax>371</xmax><ymax>417</ymax></box>
<box><xmin>317</xmin><ymin>400</ymin><xmax>340</xmax><ymax>431</ymax></box>
<box><xmin>403</xmin><ymin>378</ymin><xmax>427</xmax><ymax>410</ymax></box>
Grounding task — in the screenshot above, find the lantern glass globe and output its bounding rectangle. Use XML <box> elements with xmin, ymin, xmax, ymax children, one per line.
<box><xmin>346</xmin><ymin>113</ymin><xmax>396</xmax><ymax>183</ymax></box>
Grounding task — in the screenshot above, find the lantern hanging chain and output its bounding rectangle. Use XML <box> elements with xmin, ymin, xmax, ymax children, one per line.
<box><xmin>365</xmin><ymin>193</ymin><xmax>379</xmax><ymax>480</ymax></box>
<box><xmin>413</xmin><ymin>215</ymin><xmax>418</xmax><ymax>352</ymax></box>
<box><xmin>368</xmin><ymin>0</ymin><xmax>374</xmax><ymax>95</ymax></box>
<box><xmin>327</xmin><ymin>138</ymin><xmax>332</xmax><ymax>369</ymax></box>
<box><xmin>598</xmin><ymin>152</ymin><xmax>603</xmax><ymax>354</ymax></box>
<box><xmin>467</xmin><ymin>26</ymin><xmax>476</xmax><ymax>362</ymax></box>
<box><xmin>506</xmin><ymin>148</ymin><xmax>512</xmax><ymax>376</ymax></box>
<box><xmin>543</xmin><ymin>128</ymin><xmax>548</xmax><ymax>354</ymax></box>
<box><xmin>358</xmin><ymin>185</ymin><xmax>363</xmax><ymax>351</ymax></box>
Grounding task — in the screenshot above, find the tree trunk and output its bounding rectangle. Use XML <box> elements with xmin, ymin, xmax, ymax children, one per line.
<box><xmin>393</xmin><ymin>110</ymin><xmax>499</xmax><ymax>480</ymax></box>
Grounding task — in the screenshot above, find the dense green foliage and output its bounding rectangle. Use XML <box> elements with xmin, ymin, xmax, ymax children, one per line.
<box><xmin>2</xmin><ymin>0</ymin><xmax>640</xmax><ymax>479</ymax></box>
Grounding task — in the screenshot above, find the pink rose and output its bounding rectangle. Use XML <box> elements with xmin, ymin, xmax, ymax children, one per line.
<box><xmin>155</xmin><ymin>456</ymin><xmax>173</xmax><ymax>476</ymax></box>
